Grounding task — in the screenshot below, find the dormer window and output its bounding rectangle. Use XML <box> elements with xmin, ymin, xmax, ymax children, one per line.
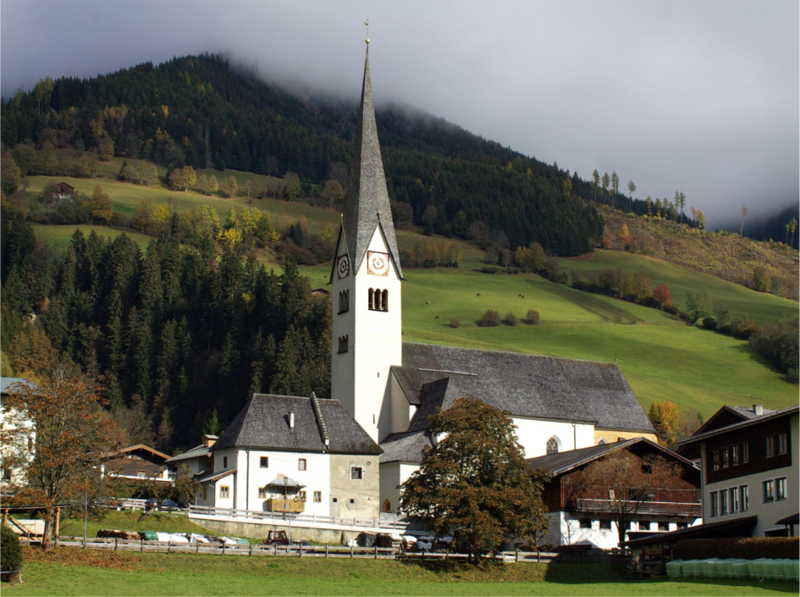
<box><xmin>369</xmin><ymin>288</ymin><xmax>388</xmax><ymax>311</ymax></box>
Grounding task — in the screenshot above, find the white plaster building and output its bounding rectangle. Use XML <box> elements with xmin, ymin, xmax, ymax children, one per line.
<box><xmin>0</xmin><ymin>377</ymin><xmax>37</xmax><ymax>491</ymax></box>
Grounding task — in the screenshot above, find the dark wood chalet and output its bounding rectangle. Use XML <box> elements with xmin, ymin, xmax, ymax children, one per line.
<box><xmin>103</xmin><ymin>444</ymin><xmax>172</xmax><ymax>484</ymax></box>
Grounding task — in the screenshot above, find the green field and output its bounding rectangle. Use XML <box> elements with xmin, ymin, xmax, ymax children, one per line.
<box><xmin>20</xmin><ymin>169</ymin><xmax>800</xmax><ymax>421</ymax></box>
<box><xmin>6</xmin><ymin>550</ymin><xmax>797</xmax><ymax>596</ymax></box>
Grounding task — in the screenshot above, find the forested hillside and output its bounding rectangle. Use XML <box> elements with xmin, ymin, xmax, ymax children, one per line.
<box><xmin>1</xmin><ymin>53</ymin><xmax>603</xmax><ymax>255</ymax></box>
<box><xmin>1</xmin><ymin>209</ymin><xmax>330</xmax><ymax>452</ymax></box>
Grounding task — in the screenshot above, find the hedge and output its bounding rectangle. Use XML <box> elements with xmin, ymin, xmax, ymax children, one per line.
<box><xmin>1</xmin><ymin>524</ymin><xmax>22</xmax><ymax>580</ymax></box>
<box><xmin>674</xmin><ymin>537</ymin><xmax>799</xmax><ymax>561</ymax></box>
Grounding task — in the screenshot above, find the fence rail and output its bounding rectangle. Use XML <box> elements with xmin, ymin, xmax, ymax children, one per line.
<box><xmin>54</xmin><ymin>537</ymin><xmax>622</xmax><ymax>564</ymax></box>
<box><xmin>187</xmin><ymin>505</ymin><xmax>410</xmax><ymax>531</ymax></box>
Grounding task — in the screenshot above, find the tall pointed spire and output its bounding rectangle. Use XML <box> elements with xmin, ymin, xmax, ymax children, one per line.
<box><xmin>342</xmin><ymin>44</ymin><xmax>403</xmax><ymax>278</ymax></box>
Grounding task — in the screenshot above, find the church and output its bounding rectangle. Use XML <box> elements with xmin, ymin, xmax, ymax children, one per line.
<box><xmin>174</xmin><ymin>41</ymin><xmax>656</xmax><ymax>518</ymax></box>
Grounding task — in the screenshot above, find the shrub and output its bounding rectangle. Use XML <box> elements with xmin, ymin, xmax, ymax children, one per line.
<box><xmin>477</xmin><ymin>309</ymin><xmax>500</xmax><ymax>327</ymax></box>
<box><xmin>662</xmin><ymin>305</ymin><xmax>680</xmax><ymax>316</ymax></box>
<box><xmin>524</xmin><ymin>309</ymin><xmax>540</xmax><ymax>325</ymax></box>
<box><xmin>674</xmin><ymin>537</ymin><xmax>799</xmax><ymax>561</ymax></box>
<box><xmin>702</xmin><ymin>317</ymin><xmax>718</xmax><ymax>330</ymax></box>
<box><xmin>504</xmin><ymin>313</ymin><xmax>519</xmax><ymax>326</ymax></box>
<box><xmin>450</xmin><ymin>316</ymin><xmax>460</xmax><ymax>329</ymax></box>
<box><xmin>678</xmin><ymin>311</ymin><xmax>692</xmax><ymax>322</ymax></box>
<box><xmin>1</xmin><ymin>525</ymin><xmax>22</xmax><ymax>580</ymax></box>
<box><xmin>640</xmin><ymin>296</ymin><xmax>661</xmax><ymax>309</ymax></box>
<box><xmin>480</xmin><ymin>267</ymin><xmax>498</xmax><ymax>275</ymax></box>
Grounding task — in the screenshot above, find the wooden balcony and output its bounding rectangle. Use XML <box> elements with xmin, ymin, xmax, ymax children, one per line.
<box><xmin>265</xmin><ymin>498</ymin><xmax>305</xmax><ymax>513</ymax></box>
<box><xmin>571</xmin><ymin>498</ymin><xmax>701</xmax><ymax>517</ymax></box>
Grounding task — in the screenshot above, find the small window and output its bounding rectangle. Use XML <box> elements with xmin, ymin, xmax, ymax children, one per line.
<box><xmin>658</xmin><ymin>522</ymin><xmax>669</xmax><ymax>531</ymax></box>
<box><xmin>258</xmin><ymin>487</ymin><xmax>268</xmax><ymax>499</ymax></box>
<box><xmin>223</xmin><ymin>456</ymin><xmax>228</xmax><ymax>468</ymax></box>
<box><xmin>764</xmin><ymin>436</ymin><xmax>775</xmax><ymax>458</ymax></box>
<box><xmin>677</xmin><ymin>522</ymin><xmax>688</xmax><ymax>530</ymax></box>
<box><xmin>721</xmin><ymin>449</ymin><xmax>730</xmax><ymax>468</ymax></box>
<box><xmin>332</xmin><ymin>497</ymin><xmax>338</xmax><ymax>503</ymax></box>
<box><xmin>260</xmin><ymin>457</ymin><xmax>269</xmax><ymax>468</ymax></box>
<box><xmin>731</xmin><ymin>445</ymin><xmax>739</xmax><ymax>466</ymax></box>
<box><xmin>299</xmin><ymin>491</ymin><xmax>307</xmax><ymax>502</ymax></box>
<box><xmin>338</xmin><ymin>335</ymin><xmax>349</xmax><ymax>353</ymax></box>
<box><xmin>137</xmin><ymin>470</ymin><xmax>146</xmax><ymax>478</ymax></box>
<box><xmin>729</xmin><ymin>487</ymin><xmax>739</xmax><ymax>513</ymax></box>
<box><xmin>579</xmin><ymin>518</ymin><xmax>592</xmax><ymax>529</ymax></box>
<box><xmin>763</xmin><ymin>479</ymin><xmax>775</xmax><ymax>503</ymax></box>
<box><xmin>351</xmin><ymin>466</ymin><xmax>363</xmax><ymax>480</ymax></box>
<box><xmin>776</xmin><ymin>478</ymin><xmax>787</xmax><ymax>501</ymax></box>
<box><xmin>710</xmin><ymin>491</ymin><xmax>719</xmax><ymax>517</ymax></box>
<box><xmin>639</xmin><ymin>521</ymin><xmax>652</xmax><ymax>531</ymax></box>
<box><xmin>338</xmin><ymin>290</ymin><xmax>350</xmax><ymax>314</ymax></box>
<box><xmin>368</xmin><ymin>288</ymin><xmax>388</xmax><ymax>312</ymax></box>
<box><xmin>720</xmin><ymin>491</ymin><xmax>728</xmax><ymax>515</ymax></box>
<box><xmin>220</xmin><ymin>485</ymin><xmax>229</xmax><ymax>499</ymax></box>
<box><xmin>740</xmin><ymin>442</ymin><xmax>749</xmax><ymax>463</ymax></box>
<box><xmin>349</xmin><ymin>498</ymin><xmax>355</xmax><ymax>505</ymax></box>
<box><xmin>740</xmin><ymin>485</ymin><xmax>749</xmax><ymax>511</ymax></box>
<box><xmin>711</xmin><ymin>450</ymin><xmax>720</xmax><ymax>471</ymax></box>
<box><xmin>298</xmin><ymin>458</ymin><xmax>307</xmax><ymax>471</ymax></box>
<box><xmin>777</xmin><ymin>433</ymin><xmax>788</xmax><ymax>455</ymax></box>
<box><xmin>546</xmin><ymin>437</ymin><xmax>559</xmax><ymax>455</ymax></box>
<box><xmin>599</xmin><ymin>519</ymin><xmax>612</xmax><ymax>530</ymax></box>
<box><xmin>313</xmin><ymin>491</ymin><xmax>322</xmax><ymax>503</ymax></box>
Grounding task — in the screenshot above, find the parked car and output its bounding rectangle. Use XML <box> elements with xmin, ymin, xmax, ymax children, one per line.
<box><xmin>159</xmin><ymin>499</ymin><xmax>182</xmax><ymax>511</ymax></box>
<box><xmin>145</xmin><ymin>498</ymin><xmax>159</xmax><ymax>510</ymax></box>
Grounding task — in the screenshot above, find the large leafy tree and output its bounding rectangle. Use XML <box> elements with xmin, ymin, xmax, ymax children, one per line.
<box><xmin>400</xmin><ymin>396</ymin><xmax>551</xmax><ymax>563</ymax></box>
<box><xmin>6</xmin><ymin>365</ymin><xmax>119</xmax><ymax>548</ymax></box>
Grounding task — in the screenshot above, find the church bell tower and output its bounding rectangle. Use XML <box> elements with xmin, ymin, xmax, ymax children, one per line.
<box><xmin>330</xmin><ymin>39</ymin><xmax>403</xmax><ymax>443</ymax></box>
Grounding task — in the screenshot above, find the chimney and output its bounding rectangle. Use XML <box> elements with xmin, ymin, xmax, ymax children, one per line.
<box><xmin>289</xmin><ymin>412</ymin><xmax>295</xmax><ymax>430</ymax></box>
<box><xmin>753</xmin><ymin>404</ymin><xmax>763</xmax><ymax>416</ymax></box>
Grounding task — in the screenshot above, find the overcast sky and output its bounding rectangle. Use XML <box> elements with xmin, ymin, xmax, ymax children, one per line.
<box><xmin>2</xmin><ymin>0</ymin><xmax>797</xmax><ymax>228</ymax></box>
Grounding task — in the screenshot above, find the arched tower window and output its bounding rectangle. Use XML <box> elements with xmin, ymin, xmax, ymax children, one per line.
<box><xmin>368</xmin><ymin>288</ymin><xmax>389</xmax><ymax>312</ymax></box>
<box><xmin>338</xmin><ymin>335</ymin><xmax>349</xmax><ymax>354</ymax></box>
<box><xmin>338</xmin><ymin>290</ymin><xmax>349</xmax><ymax>314</ymax></box>
<box><xmin>382</xmin><ymin>498</ymin><xmax>392</xmax><ymax>513</ymax></box>
<box><xmin>546</xmin><ymin>437</ymin><xmax>559</xmax><ymax>455</ymax></box>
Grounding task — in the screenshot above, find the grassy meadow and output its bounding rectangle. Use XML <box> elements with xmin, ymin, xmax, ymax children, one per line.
<box><xmin>7</xmin><ymin>549</ymin><xmax>797</xmax><ymax>597</ymax></box>
<box><xmin>20</xmin><ymin>167</ymin><xmax>800</xmax><ymax>421</ymax></box>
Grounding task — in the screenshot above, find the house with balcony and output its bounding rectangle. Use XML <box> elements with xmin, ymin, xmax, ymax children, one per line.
<box><xmin>167</xmin><ymin>393</ymin><xmax>382</xmax><ymax>520</ymax></box>
<box><xmin>677</xmin><ymin>404</ymin><xmax>798</xmax><ymax>537</ymax></box>
<box><xmin>102</xmin><ymin>444</ymin><xmax>173</xmax><ymax>484</ymax></box>
<box><xmin>527</xmin><ymin>437</ymin><xmax>701</xmax><ymax>549</ymax></box>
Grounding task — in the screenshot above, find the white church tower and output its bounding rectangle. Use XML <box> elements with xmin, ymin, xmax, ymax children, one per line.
<box><xmin>330</xmin><ymin>41</ymin><xmax>404</xmax><ymax>443</ymax></box>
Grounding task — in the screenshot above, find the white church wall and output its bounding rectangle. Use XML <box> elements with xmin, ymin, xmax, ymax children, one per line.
<box><xmin>513</xmin><ymin>417</ymin><xmax>595</xmax><ymax>458</ymax></box>
<box><xmin>387</xmin><ymin>372</ymin><xmax>412</xmax><ymax>436</ymax></box>
<box><xmin>331</xmin><ymin>238</ymin><xmax>356</xmax><ymax>421</ymax></box>
<box><xmin>379</xmin><ymin>462</ymin><xmax>419</xmax><ymax>514</ymax></box>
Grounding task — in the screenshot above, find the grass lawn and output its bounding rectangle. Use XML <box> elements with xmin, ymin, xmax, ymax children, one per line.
<box><xmin>556</xmin><ymin>250</ymin><xmax>797</xmax><ymax>326</ymax></box>
<box><xmin>5</xmin><ymin>550</ymin><xmax>797</xmax><ymax>596</ymax></box>
<box><xmin>31</xmin><ymin>224</ymin><xmax>154</xmax><ymax>253</ymax></box>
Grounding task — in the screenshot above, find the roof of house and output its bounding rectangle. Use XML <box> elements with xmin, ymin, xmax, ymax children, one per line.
<box><xmin>212</xmin><ymin>394</ymin><xmax>382</xmax><ymax>455</ymax></box>
<box><xmin>392</xmin><ymin>343</ymin><xmax>655</xmax><ymax>432</ymax></box>
<box><xmin>337</xmin><ymin>47</ymin><xmax>403</xmax><ymax>280</ymax></box>
<box><xmin>165</xmin><ymin>443</ymin><xmax>212</xmax><ymax>465</ymax></box>
<box><xmin>689</xmin><ymin>405</ymin><xmax>777</xmax><ymax>438</ymax></box>
<box><xmin>108</xmin><ymin>444</ymin><xmax>171</xmax><ymax>463</ymax></box>
<box><xmin>196</xmin><ymin>468</ymin><xmax>237</xmax><ymax>484</ymax></box>
<box><xmin>525</xmin><ymin>436</ymin><xmax>698</xmax><ymax>476</ymax></box>
<box><xmin>0</xmin><ymin>377</ymin><xmax>37</xmax><ymax>395</ymax></box>
<box><xmin>379</xmin><ymin>429</ymin><xmax>434</xmax><ymax>464</ymax></box>
<box><xmin>624</xmin><ymin>515</ymin><xmax>758</xmax><ymax>547</ymax></box>
<box><xmin>679</xmin><ymin>404</ymin><xmax>799</xmax><ymax>449</ymax></box>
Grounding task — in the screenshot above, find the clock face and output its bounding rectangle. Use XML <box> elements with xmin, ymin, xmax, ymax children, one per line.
<box><xmin>367</xmin><ymin>251</ymin><xmax>390</xmax><ymax>276</ymax></box>
<box><xmin>336</xmin><ymin>254</ymin><xmax>350</xmax><ymax>280</ymax></box>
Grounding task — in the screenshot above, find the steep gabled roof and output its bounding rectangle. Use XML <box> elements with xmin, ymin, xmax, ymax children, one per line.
<box><xmin>212</xmin><ymin>394</ymin><xmax>382</xmax><ymax>455</ymax></box>
<box><xmin>679</xmin><ymin>404</ymin><xmax>799</xmax><ymax>449</ymax></box>
<box><xmin>379</xmin><ymin>429</ymin><xmax>434</xmax><ymax>464</ymax></box>
<box><xmin>165</xmin><ymin>443</ymin><xmax>211</xmax><ymax>465</ymax></box>
<box><xmin>525</xmin><ymin>437</ymin><xmax>699</xmax><ymax>477</ymax></box>
<box><xmin>340</xmin><ymin>47</ymin><xmax>402</xmax><ymax>279</ymax></box>
<box><xmin>395</xmin><ymin>343</ymin><xmax>654</xmax><ymax>432</ymax></box>
<box><xmin>691</xmin><ymin>405</ymin><xmax>776</xmax><ymax>437</ymax></box>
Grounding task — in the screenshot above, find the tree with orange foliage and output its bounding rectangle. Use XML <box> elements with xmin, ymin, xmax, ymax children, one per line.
<box><xmin>6</xmin><ymin>364</ymin><xmax>119</xmax><ymax>548</ymax></box>
<box><xmin>648</xmin><ymin>400</ymin><xmax>681</xmax><ymax>446</ymax></box>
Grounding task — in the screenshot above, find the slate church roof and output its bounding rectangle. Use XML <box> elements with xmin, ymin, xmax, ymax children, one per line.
<box><xmin>213</xmin><ymin>394</ymin><xmax>382</xmax><ymax>455</ymax></box>
<box><xmin>380</xmin><ymin>343</ymin><xmax>654</xmax><ymax>464</ymax></box>
<box><xmin>338</xmin><ymin>46</ymin><xmax>403</xmax><ymax>279</ymax></box>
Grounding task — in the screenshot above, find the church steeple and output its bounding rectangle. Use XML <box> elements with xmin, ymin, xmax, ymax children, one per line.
<box><xmin>341</xmin><ymin>45</ymin><xmax>403</xmax><ymax>279</ymax></box>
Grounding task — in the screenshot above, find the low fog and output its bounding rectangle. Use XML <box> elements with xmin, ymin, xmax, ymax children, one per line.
<box><xmin>2</xmin><ymin>0</ymin><xmax>797</xmax><ymax>228</ymax></box>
